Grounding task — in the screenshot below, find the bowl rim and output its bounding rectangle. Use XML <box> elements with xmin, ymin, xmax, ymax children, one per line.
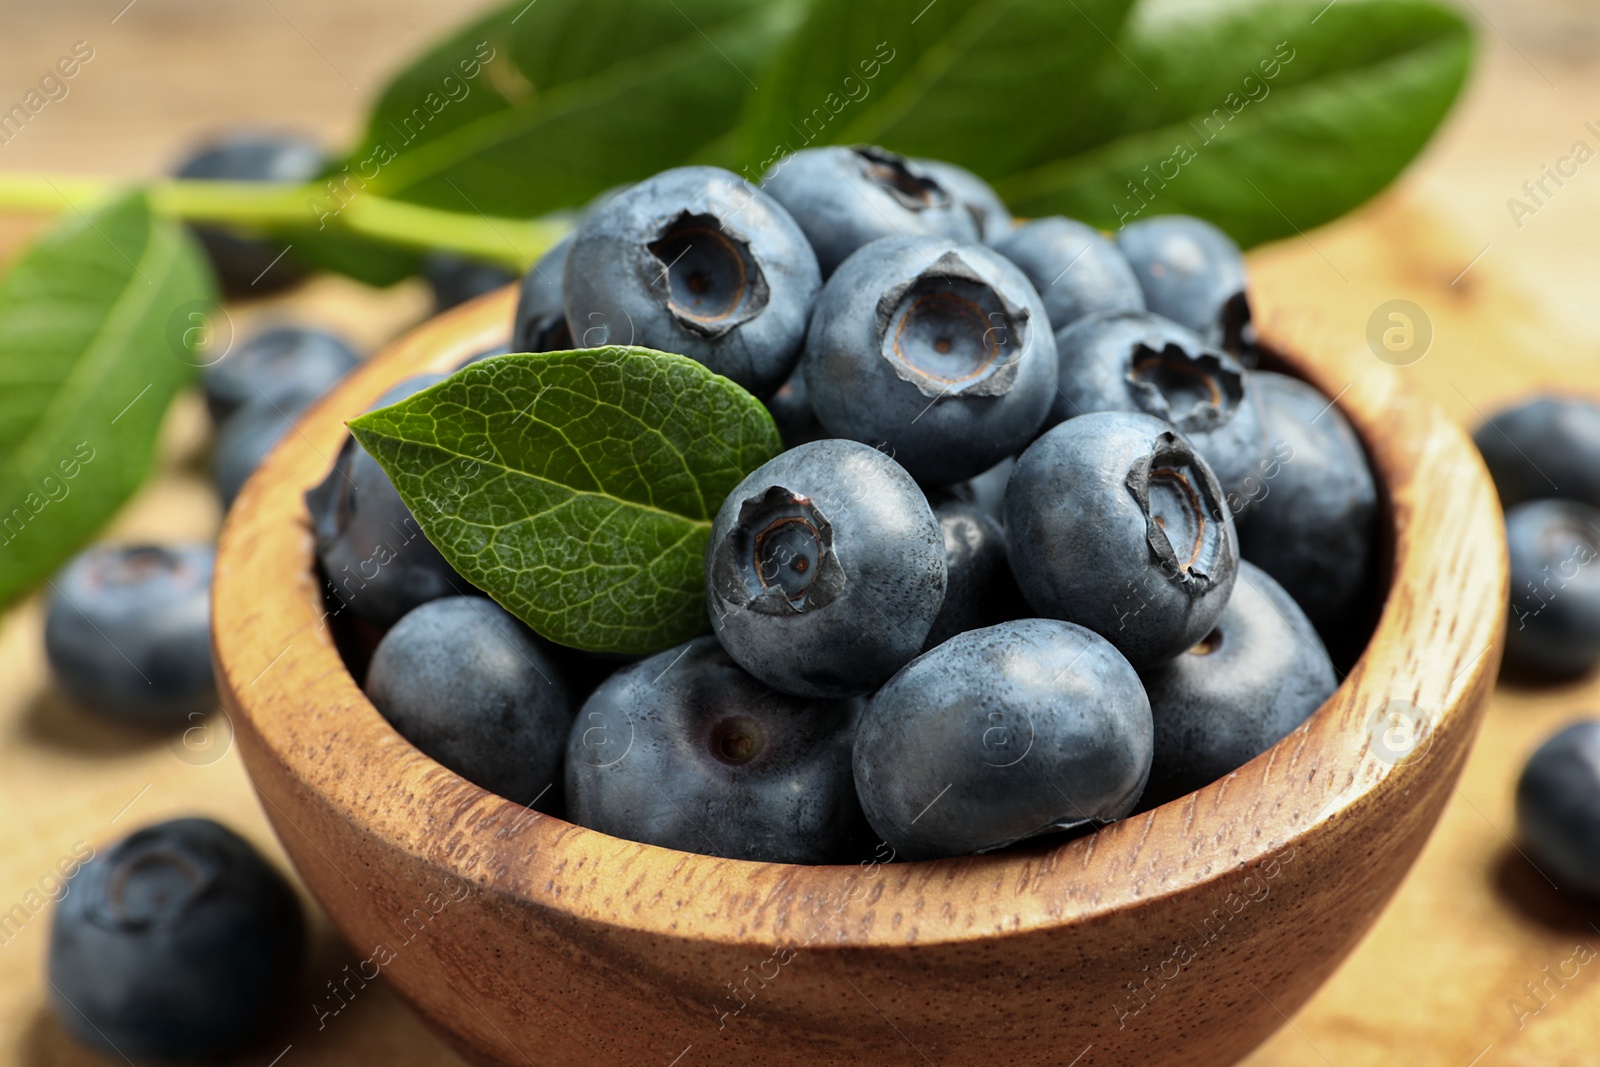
<box><xmin>213</xmin><ymin>285</ymin><xmax>1506</xmax><ymax>951</ymax></box>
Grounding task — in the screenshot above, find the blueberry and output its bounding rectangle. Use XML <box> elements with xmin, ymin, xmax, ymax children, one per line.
<box><xmin>1006</xmin><ymin>411</ymin><xmax>1239</xmax><ymax>670</ymax></box>
<box><xmin>48</xmin><ymin>818</ymin><xmax>303</xmax><ymax>1061</ymax></box>
<box><xmin>366</xmin><ymin>597</ymin><xmax>570</xmax><ymax>806</ymax></box>
<box><xmin>762</xmin><ymin>366</ymin><xmax>826</xmax><ymax>450</ymax></box>
<box><xmin>1050</xmin><ymin>311</ymin><xmax>1265</xmax><ymax>498</ymax></box>
<box><xmin>565</xmin><ymin>636</ymin><xmax>869</xmax><ymax>863</ymax></box>
<box><xmin>706</xmin><ymin>439</ymin><xmax>946</xmax><ymax>698</ymax></box>
<box><xmin>1517</xmin><ymin>721</ymin><xmax>1600</xmax><ymax>895</ymax></box>
<box><xmin>305</xmin><ymin>373</ymin><xmax>473</xmax><ymax>628</ymax></box>
<box><xmin>1237</xmin><ymin>371</ymin><xmax>1377</xmax><ymax>653</ymax></box>
<box><xmin>760</xmin><ymin>146</ymin><xmax>979</xmax><ymax>277</ymax></box>
<box><xmin>1139</xmin><ymin>561</ymin><xmax>1336</xmax><ymax>807</ymax></box>
<box><xmin>1504</xmin><ymin>499</ymin><xmax>1600</xmax><ymax>679</ymax></box>
<box><xmin>1473</xmin><ymin>395</ymin><xmax>1600</xmax><ymax>510</ymax></box>
<box><xmin>175</xmin><ymin>134</ymin><xmax>324</xmax><ymax>295</ymax></box>
<box><xmin>44</xmin><ymin>543</ymin><xmax>216</xmax><ymax>728</ymax></box>
<box><xmin>424</xmin><ymin>252</ymin><xmax>517</xmax><ymax>313</ymax></box>
<box><xmin>910</xmin><ymin>158</ymin><xmax>1013</xmax><ymax>242</ymax></box>
<box><xmin>211</xmin><ymin>383</ymin><xmax>321</xmax><ymax>508</ymax></box>
<box><xmin>853</xmin><ymin>619</ymin><xmax>1151</xmax><ymax>860</ymax></box>
<box><xmin>511</xmin><ymin>234</ymin><xmax>574</xmax><ymax>353</ymax></box>
<box><xmin>992</xmin><ymin>217</ymin><xmax>1146</xmax><ymax>332</ymax></box>
<box><xmin>203</xmin><ymin>325</ymin><xmax>359</xmax><ymax>426</ymax></box>
<box><xmin>937</xmin><ymin>455</ymin><xmax>1015</xmax><ymax>526</ymax></box>
<box><xmin>1116</xmin><ymin>215</ymin><xmax>1253</xmax><ymax>356</ymax></box>
<box><xmin>803</xmin><ymin>235</ymin><xmax>1057</xmax><ymax>485</ymax></box>
<box><xmin>923</xmin><ymin>502</ymin><xmax>1024</xmax><ymax>650</ymax></box>
<box><xmin>562</xmin><ymin>166</ymin><xmax>821</xmax><ymax>396</ymax></box>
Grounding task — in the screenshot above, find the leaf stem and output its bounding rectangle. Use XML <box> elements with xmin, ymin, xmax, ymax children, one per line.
<box><xmin>0</xmin><ymin>172</ymin><xmax>565</xmax><ymax>269</ymax></box>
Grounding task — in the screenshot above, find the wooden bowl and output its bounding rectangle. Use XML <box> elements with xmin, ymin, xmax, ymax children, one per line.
<box><xmin>214</xmin><ymin>287</ymin><xmax>1506</xmax><ymax>1067</ymax></box>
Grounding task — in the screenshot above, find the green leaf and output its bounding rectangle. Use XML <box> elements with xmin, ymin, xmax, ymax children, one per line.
<box><xmin>991</xmin><ymin>0</ymin><xmax>1474</xmax><ymax>247</ymax></box>
<box><xmin>346</xmin><ymin>0</ymin><xmax>804</xmax><ymax>218</ymax></box>
<box><xmin>348</xmin><ymin>348</ymin><xmax>783</xmax><ymax>654</ymax></box>
<box><xmin>735</xmin><ymin>0</ymin><xmax>1135</xmax><ymax>176</ymax></box>
<box><xmin>0</xmin><ymin>191</ymin><xmax>214</xmax><ymax>606</ymax></box>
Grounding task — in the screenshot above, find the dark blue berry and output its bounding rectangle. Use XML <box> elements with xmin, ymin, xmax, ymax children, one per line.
<box><xmin>1237</xmin><ymin>371</ymin><xmax>1377</xmax><ymax>654</ymax></box>
<box><xmin>511</xmin><ymin>234</ymin><xmax>574</xmax><ymax>353</ymax></box>
<box><xmin>1473</xmin><ymin>395</ymin><xmax>1600</xmax><ymax>510</ymax></box>
<box><xmin>706</xmin><ymin>439</ymin><xmax>946</xmax><ymax>698</ymax></box>
<box><xmin>175</xmin><ymin>134</ymin><xmax>324</xmax><ymax>295</ymax></box>
<box><xmin>565</xmin><ymin>636</ymin><xmax>869</xmax><ymax>863</ymax></box>
<box><xmin>1050</xmin><ymin>311</ymin><xmax>1264</xmax><ymax>497</ymax></box>
<box><xmin>1517</xmin><ymin>720</ymin><xmax>1600</xmax><ymax>895</ymax></box>
<box><xmin>203</xmin><ymin>326</ymin><xmax>359</xmax><ymax>426</ymax></box>
<box><xmin>1504</xmin><ymin>499</ymin><xmax>1600</xmax><ymax>679</ymax></box>
<box><xmin>366</xmin><ymin>597</ymin><xmax>570</xmax><ymax>806</ymax></box>
<box><xmin>424</xmin><ymin>252</ymin><xmax>517</xmax><ymax>313</ymax></box>
<box><xmin>563</xmin><ymin>166</ymin><xmax>820</xmax><ymax>396</ymax></box>
<box><xmin>923</xmin><ymin>501</ymin><xmax>1023</xmax><ymax>650</ymax></box>
<box><xmin>1006</xmin><ymin>411</ymin><xmax>1239</xmax><ymax>670</ymax></box>
<box><xmin>911</xmin><ymin>158</ymin><xmax>1013</xmax><ymax>242</ymax></box>
<box><xmin>762</xmin><ymin>367</ymin><xmax>825</xmax><ymax>450</ymax></box>
<box><xmin>1116</xmin><ymin>214</ymin><xmax>1253</xmax><ymax>356</ymax></box>
<box><xmin>992</xmin><ymin>217</ymin><xmax>1145</xmax><ymax>332</ymax></box>
<box><xmin>1139</xmin><ymin>560</ymin><xmax>1336</xmax><ymax>807</ymax></box>
<box><xmin>853</xmin><ymin>619</ymin><xmax>1152</xmax><ymax>860</ymax></box>
<box><xmin>760</xmin><ymin>146</ymin><xmax>979</xmax><ymax>276</ymax></box>
<box><xmin>305</xmin><ymin>373</ymin><xmax>472</xmax><ymax>628</ymax></box>
<box><xmin>803</xmin><ymin>235</ymin><xmax>1057</xmax><ymax>485</ymax></box>
<box><xmin>48</xmin><ymin>818</ymin><xmax>303</xmax><ymax>1062</ymax></box>
<box><xmin>44</xmin><ymin>543</ymin><xmax>215</xmax><ymax>728</ymax></box>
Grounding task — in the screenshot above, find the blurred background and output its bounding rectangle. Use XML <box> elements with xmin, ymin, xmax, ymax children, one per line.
<box><xmin>0</xmin><ymin>0</ymin><xmax>1597</xmax><ymax>1064</ymax></box>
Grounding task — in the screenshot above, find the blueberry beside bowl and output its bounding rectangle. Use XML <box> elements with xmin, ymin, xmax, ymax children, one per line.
<box><xmin>213</xmin><ymin>288</ymin><xmax>1504</xmax><ymax>1067</ymax></box>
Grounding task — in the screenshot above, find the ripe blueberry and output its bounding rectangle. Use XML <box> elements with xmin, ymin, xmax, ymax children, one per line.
<box><xmin>762</xmin><ymin>366</ymin><xmax>825</xmax><ymax>450</ymax></box>
<box><xmin>1504</xmin><ymin>499</ymin><xmax>1600</xmax><ymax>679</ymax></box>
<box><xmin>1116</xmin><ymin>214</ymin><xmax>1253</xmax><ymax>356</ymax></box>
<box><xmin>706</xmin><ymin>439</ymin><xmax>946</xmax><ymax>698</ymax></box>
<box><xmin>1139</xmin><ymin>560</ymin><xmax>1336</xmax><ymax>807</ymax></box>
<box><xmin>1006</xmin><ymin>411</ymin><xmax>1239</xmax><ymax>670</ymax></box>
<box><xmin>48</xmin><ymin>818</ymin><xmax>303</xmax><ymax>1061</ymax></box>
<box><xmin>1473</xmin><ymin>395</ymin><xmax>1600</xmax><ymax>510</ymax></box>
<box><xmin>910</xmin><ymin>157</ymin><xmax>1014</xmax><ymax>242</ymax></box>
<box><xmin>992</xmin><ymin>217</ymin><xmax>1146</xmax><ymax>332</ymax></box>
<box><xmin>760</xmin><ymin>146</ymin><xmax>979</xmax><ymax>276</ymax></box>
<box><xmin>923</xmin><ymin>501</ymin><xmax>1024</xmax><ymax>651</ymax></box>
<box><xmin>424</xmin><ymin>252</ymin><xmax>517</xmax><ymax>313</ymax></box>
<box><xmin>1050</xmin><ymin>311</ymin><xmax>1265</xmax><ymax>498</ymax></box>
<box><xmin>565</xmin><ymin>636</ymin><xmax>870</xmax><ymax>864</ymax></box>
<box><xmin>44</xmin><ymin>543</ymin><xmax>216</xmax><ymax>727</ymax></box>
<box><xmin>366</xmin><ymin>597</ymin><xmax>570</xmax><ymax>806</ymax></box>
<box><xmin>853</xmin><ymin>619</ymin><xmax>1152</xmax><ymax>860</ymax></box>
<box><xmin>803</xmin><ymin>235</ymin><xmax>1057</xmax><ymax>485</ymax></box>
<box><xmin>1516</xmin><ymin>720</ymin><xmax>1600</xmax><ymax>895</ymax></box>
<box><xmin>1237</xmin><ymin>371</ymin><xmax>1377</xmax><ymax>654</ymax></box>
<box><xmin>511</xmin><ymin>234</ymin><xmax>574</xmax><ymax>353</ymax></box>
<box><xmin>175</xmin><ymin>134</ymin><xmax>324</xmax><ymax>294</ymax></box>
<box><xmin>563</xmin><ymin>166</ymin><xmax>821</xmax><ymax>396</ymax></box>
<box><xmin>306</xmin><ymin>373</ymin><xmax>473</xmax><ymax>628</ymax></box>
<box><xmin>203</xmin><ymin>325</ymin><xmax>359</xmax><ymax>426</ymax></box>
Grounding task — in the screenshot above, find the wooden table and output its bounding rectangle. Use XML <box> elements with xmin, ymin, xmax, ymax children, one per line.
<box><xmin>1</xmin><ymin>2</ymin><xmax>1597</xmax><ymax>1064</ymax></box>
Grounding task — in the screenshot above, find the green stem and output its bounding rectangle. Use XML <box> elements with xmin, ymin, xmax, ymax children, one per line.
<box><xmin>0</xmin><ymin>172</ymin><xmax>565</xmax><ymax>269</ymax></box>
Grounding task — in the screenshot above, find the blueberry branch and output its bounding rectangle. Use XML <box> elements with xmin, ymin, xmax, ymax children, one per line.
<box><xmin>0</xmin><ymin>172</ymin><xmax>565</xmax><ymax>270</ymax></box>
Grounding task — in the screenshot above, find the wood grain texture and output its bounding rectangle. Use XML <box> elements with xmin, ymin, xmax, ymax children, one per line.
<box><xmin>212</xmin><ymin>285</ymin><xmax>1506</xmax><ymax>1067</ymax></box>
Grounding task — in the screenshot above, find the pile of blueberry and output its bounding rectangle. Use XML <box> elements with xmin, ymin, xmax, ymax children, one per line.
<box><xmin>1472</xmin><ymin>397</ymin><xmax>1600</xmax><ymax>893</ymax></box>
<box><xmin>313</xmin><ymin>145</ymin><xmax>1379</xmax><ymax>865</ymax></box>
